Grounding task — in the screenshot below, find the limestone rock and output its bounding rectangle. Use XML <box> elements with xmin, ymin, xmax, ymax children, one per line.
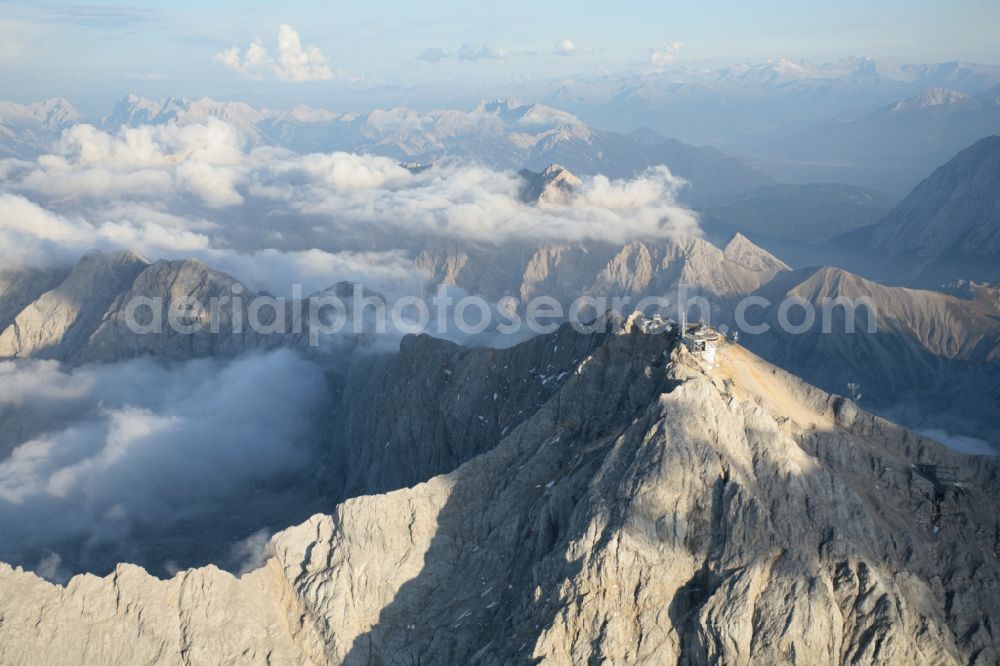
<box><xmin>0</xmin><ymin>251</ymin><xmax>381</xmax><ymax>366</ymax></box>
<box><xmin>518</xmin><ymin>164</ymin><xmax>583</xmax><ymax>205</ymax></box>
<box><xmin>2</xmin><ymin>327</ymin><xmax>999</xmax><ymax>664</ymax></box>
<box><xmin>722</xmin><ymin>231</ymin><xmax>790</xmax><ymax>272</ymax></box>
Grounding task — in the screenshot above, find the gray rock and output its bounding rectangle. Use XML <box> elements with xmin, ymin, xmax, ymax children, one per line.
<box><xmin>0</xmin><ymin>251</ymin><xmax>381</xmax><ymax>366</ymax></box>
<box><xmin>518</xmin><ymin>164</ymin><xmax>583</xmax><ymax>205</ymax></box>
<box><xmin>2</xmin><ymin>327</ymin><xmax>998</xmax><ymax>664</ymax></box>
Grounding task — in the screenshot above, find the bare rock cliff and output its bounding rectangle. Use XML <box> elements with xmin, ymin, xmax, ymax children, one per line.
<box><xmin>2</xmin><ymin>328</ymin><xmax>999</xmax><ymax>665</ymax></box>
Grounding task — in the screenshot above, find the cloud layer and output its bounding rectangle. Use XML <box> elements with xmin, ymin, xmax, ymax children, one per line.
<box><xmin>216</xmin><ymin>24</ymin><xmax>333</xmax><ymax>82</ymax></box>
<box><xmin>0</xmin><ymin>350</ymin><xmax>332</xmax><ymax>580</ymax></box>
<box><xmin>553</xmin><ymin>39</ymin><xmax>577</xmax><ymax>56</ymax></box>
<box><xmin>416</xmin><ymin>44</ymin><xmax>514</xmax><ymax>63</ymax></box>
<box><xmin>0</xmin><ymin>117</ymin><xmax>700</xmax><ymax>281</ymax></box>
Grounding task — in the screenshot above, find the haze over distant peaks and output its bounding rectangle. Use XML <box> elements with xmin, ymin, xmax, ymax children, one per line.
<box><xmin>861</xmin><ymin>134</ymin><xmax>1000</xmax><ymax>285</ymax></box>
<box><xmin>0</xmin><ymin>93</ymin><xmax>775</xmax><ymax>200</ymax></box>
<box><xmin>0</xmin><ymin>98</ymin><xmax>83</xmax><ymax>158</ymax></box>
<box><xmin>889</xmin><ymin>87</ymin><xmax>978</xmax><ymax>113</ymax></box>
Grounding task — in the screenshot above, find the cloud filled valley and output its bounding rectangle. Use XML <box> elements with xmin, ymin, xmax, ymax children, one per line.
<box><xmin>5</xmin><ymin>3</ymin><xmax>1000</xmax><ymax>660</ymax></box>
<box><xmin>0</xmin><ymin>350</ymin><xmax>332</xmax><ymax>580</ymax></box>
<box><xmin>0</xmin><ymin>116</ymin><xmax>699</xmax><ymax>252</ymax></box>
<box><xmin>0</xmin><ymin>111</ymin><xmax>705</xmax><ymax>307</ymax></box>
<box><xmin>0</xmin><ymin>82</ymin><xmax>998</xmax><ymax>666</ymax></box>
<box><xmin>0</xmin><ymin>111</ymin><xmax>715</xmax><ymax>579</ymax></box>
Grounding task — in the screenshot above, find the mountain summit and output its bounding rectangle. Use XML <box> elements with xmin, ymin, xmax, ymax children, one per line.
<box><xmin>1</xmin><ymin>324</ymin><xmax>998</xmax><ymax>663</ymax></box>
<box><xmin>518</xmin><ymin>164</ymin><xmax>582</xmax><ymax>205</ymax></box>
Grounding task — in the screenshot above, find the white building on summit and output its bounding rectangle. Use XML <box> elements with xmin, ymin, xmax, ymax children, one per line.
<box><xmin>681</xmin><ymin>323</ymin><xmax>721</xmax><ymax>364</ymax></box>
<box><xmin>626</xmin><ymin>310</ymin><xmax>721</xmax><ymax>364</ymax></box>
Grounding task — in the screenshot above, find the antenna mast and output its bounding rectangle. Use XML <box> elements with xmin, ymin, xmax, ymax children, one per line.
<box><xmin>679</xmin><ymin>282</ymin><xmax>687</xmax><ymax>335</ymax></box>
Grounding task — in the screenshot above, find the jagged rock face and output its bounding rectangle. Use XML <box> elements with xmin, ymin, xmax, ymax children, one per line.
<box><xmin>2</xmin><ymin>327</ymin><xmax>998</xmax><ymax>665</ymax></box>
<box><xmin>588</xmin><ymin>236</ymin><xmax>784</xmax><ymax>306</ymax></box>
<box><xmin>721</xmin><ymin>232</ymin><xmax>790</xmax><ymax>272</ymax></box>
<box><xmin>415</xmin><ymin>234</ymin><xmax>786</xmax><ymax>316</ymax></box>
<box><xmin>75</xmin><ymin>258</ymin><xmax>299</xmax><ymax>365</ymax></box>
<box><xmin>0</xmin><ymin>251</ymin><xmax>149</xmax><ymax>361</ymax></box>
<box><xmin>0</xmin><ymin>251</ymin><xmax>381</xmax><ymax>366</ymax></box>
<box><xmin>517</xmin><ymin>243</ymin><xmax>616</xmax><ymax>304</ymax></box>
<box><xmin>333</xmin><ymin>323</ymin><xmax>614</xmax><ymax>497</ymax></box>
<box><xmin>0</xmin><ymin>265</ymin><xmax>69</xmax><ymax>333</ymax></box>
<box><xmin>518</xmin><ymin>164</ymin><xmax>583</xmax><ymax>205</ymax></box>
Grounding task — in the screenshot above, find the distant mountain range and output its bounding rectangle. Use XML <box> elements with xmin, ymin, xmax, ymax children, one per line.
<box><xmin>541</xmin><ymin>57</ymin><xmax>1000</xmax><ymax>193</ymax></box>
<box><xmin>763</xmin><ymin>85</ymin><xmax>1000</xmax><ymax>192</ymax></box>
<box><xmin>832</xmin><ymin>133</ymin><xmax>1000</xmax><ymax>286</ymax></box>
<box><xmin>699</xmin><ymin>182</ymin><xmax>898</xmax><ymax>245</ymax></box>
<box><xmin>0</xmin><ymin>99</ymin><xmax>82</xmax><ymax>159</ymax></box>
<box><xmin>2</xmin><ymin>87</ymin><xmax>997</xmax><ymax>294</ymax></box>
<box><xmin>101</xmin><ymin>94</ymin><xmax>777</xmax><ymax>199</ymax></box>
<box><xmin>6</xmin><ymin>56</ymin><xmax>1000</xmax><ymax>196</ymax></box>
<box><xmin>0</xmin><ymin>94</ymin><xmax>774</xmax><ymax>200</ymax></box>
<box><xmin>3</xmin><ymin>61</ymin><xmax>997</xmax><ymax>200</ymax></box>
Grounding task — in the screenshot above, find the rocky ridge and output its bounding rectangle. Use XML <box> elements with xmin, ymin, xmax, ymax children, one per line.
<box><xmin>0</xmin><ymin>251</ymin><xmax>381</xmax><ymax>366</ymax></box>
<box><xmin>2</xmin><ymin>324</ymin><xmax>999</xmax><ymax>664</ymax></box>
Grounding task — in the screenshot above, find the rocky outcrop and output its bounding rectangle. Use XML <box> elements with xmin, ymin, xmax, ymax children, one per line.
<box><xmin>0</xmin><ymin>251</ymin><xmax>149</xmax><ymax>361</ymax></box>
<box><xmin>0</xmin><ymin>251</ymin><xmax>381</xmax><ymax>365</ymax></box>
<box><xmin>0</xmin><ymin>265</ymin><xmax>68</xmax><ymax>333</ymax></box>
<box><xmin>415</xmin><ymin>234</ymin><xmax>787</xmax><ymax>314</ymax></box>
<box><xmin>0</xmin><ymin>560</ymin><xmax>326</xmax><ymax>665</ymax></box>
<box><xmin>518</xmin><ymin>164</ymin><xmax>582</xmax><ymax>205</ymax></box>
<box><xmin>588</xmin><ymin>236</ymin><xmax>785</xmax><ymax>307</ymax></box>
<box><xmin>2</xmin><ymin>326</ymin><xmax>998</xmax><ymax>664</ymax></box>
<box><xmin>332</xmin><ymin>321</ymin><xmax>614</xmax><ymax>497</ymax></box>
<box><xmin>722</xmin><ymin>232</ymin><xmax>790</xmax><ymax>272</ymax></box>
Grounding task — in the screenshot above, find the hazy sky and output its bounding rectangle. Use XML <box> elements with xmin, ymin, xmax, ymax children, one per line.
<box><xmin>2</xmin><ymin>0</ymin><xmax>999</xmax><ymax>113</ymax></box>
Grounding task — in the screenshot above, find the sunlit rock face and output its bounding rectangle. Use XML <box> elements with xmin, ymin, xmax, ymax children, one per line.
<box><xmin>518</xmin><ymin>164</ymin><xmax>583</xmax><ymax>205</ymax></box>
<box><xmin>2</xmin><ymin>325</ymin><xmax>998</xmax><ymax>665</ymax></box>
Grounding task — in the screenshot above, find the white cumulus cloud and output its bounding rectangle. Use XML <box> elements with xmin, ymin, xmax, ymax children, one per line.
<box><xmin>215</xmin><ymin>24</ymin><xmax>333</xmax><ymax>82</ymax></box>
<box><xmin>0</xmin><ymin>115</ymin><xmax>702</xmax><ymax>294</ymax></box>
<box><xmin>553</xmin><ymin>39</ymin><xmax>576</xmax><ymax>56</ymax></box>
<box><xmin>650</xmin><ymin>41</ymin><xmax>684</xmax><ymax>68</ymax></box>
